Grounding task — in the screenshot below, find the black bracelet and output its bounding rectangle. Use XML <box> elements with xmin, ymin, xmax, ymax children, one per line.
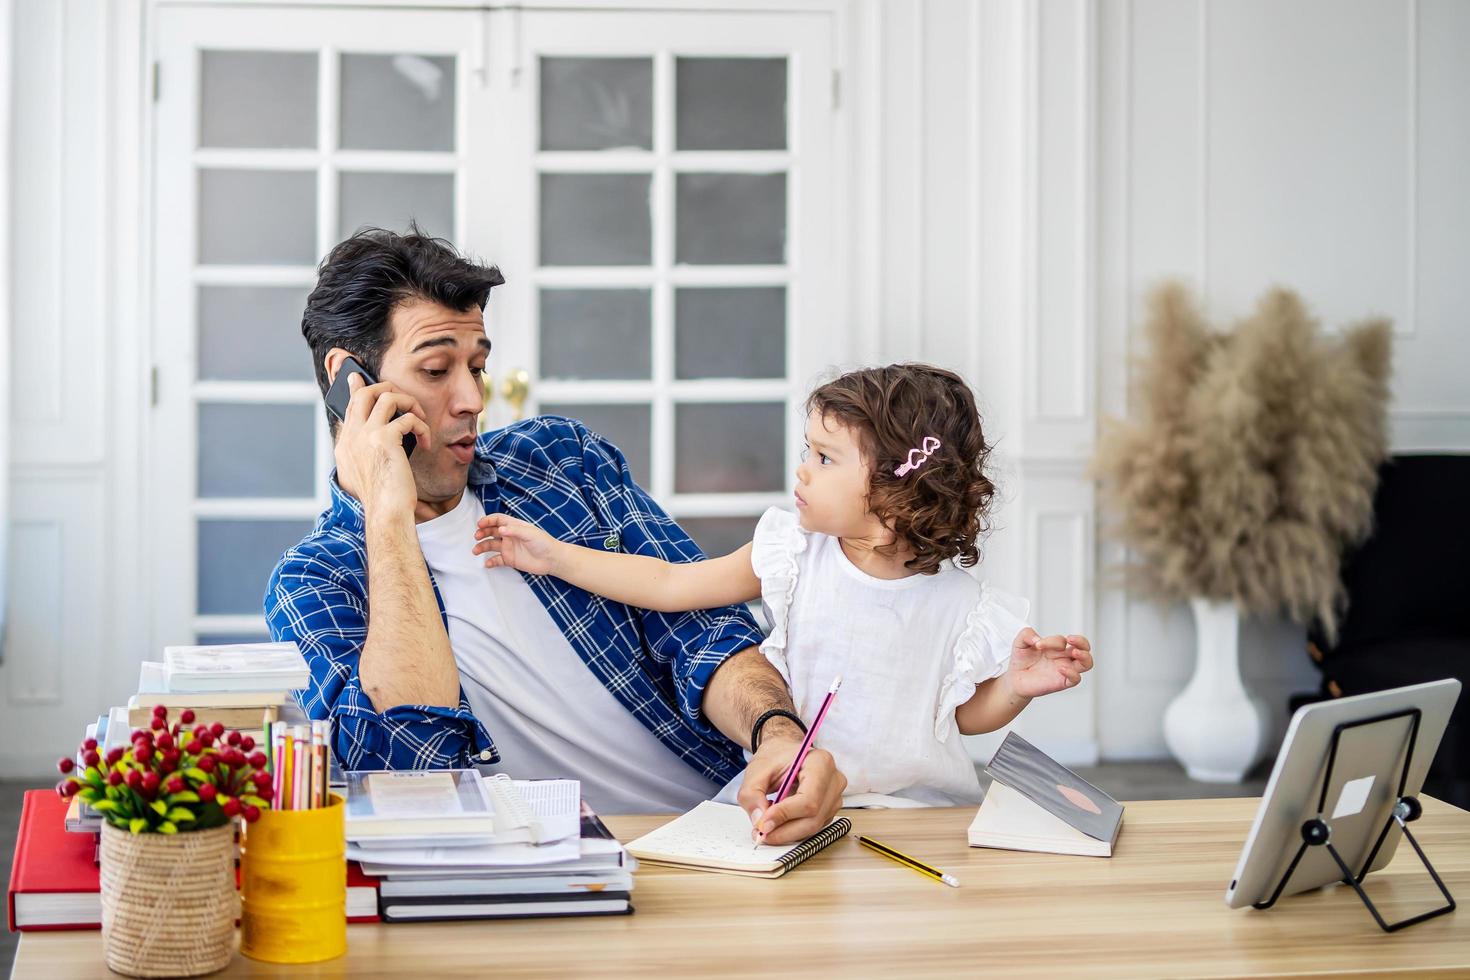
<box><xmin>750</xmin><ymin>708</ymin><xmax>807</xmax><ymax>753</ymax></box>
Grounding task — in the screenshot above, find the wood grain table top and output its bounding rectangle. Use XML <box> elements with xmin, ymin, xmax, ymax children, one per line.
<box><xmin>13</xmin><ymin>796</ymin><xmax>1469</xmax><ymax>978</ymax></box>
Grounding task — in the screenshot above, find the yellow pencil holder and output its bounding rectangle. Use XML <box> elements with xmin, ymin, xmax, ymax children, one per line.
<box><xmin>240</xmin><ymin>793</ymin><xmax>348</xmax><ymax>964</ymax></box>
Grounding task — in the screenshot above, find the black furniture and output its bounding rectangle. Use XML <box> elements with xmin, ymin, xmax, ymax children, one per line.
<box><xmin>1297</xmin><ymin>454</ymin><xmax>1470</xmax><ymax>810</ymax></box>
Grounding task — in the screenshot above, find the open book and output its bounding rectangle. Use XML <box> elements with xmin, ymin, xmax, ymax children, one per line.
<box><xmin>625</xmin><ymin>801</ymin><xmax>851</xmax><ymax>878</ymax></box>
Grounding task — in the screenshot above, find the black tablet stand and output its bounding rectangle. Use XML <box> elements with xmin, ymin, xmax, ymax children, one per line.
<box><xmin>1251</xmin><ymin>707</ymin><xmax>1455</xmax><ymax>933</ymax></box>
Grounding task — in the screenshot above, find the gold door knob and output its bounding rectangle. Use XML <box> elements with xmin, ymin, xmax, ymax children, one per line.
<box><xmin>477</xmin><ymin>374</ymin><xmax>495</xmax><ymax>433</ymax></box>
<box><xmin>500</xmin><ymin>368</ymin><xmax>531</xmax><ymax>421</ymax></box>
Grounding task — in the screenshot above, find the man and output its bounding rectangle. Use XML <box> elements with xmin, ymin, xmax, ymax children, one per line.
<box><xmin>265</xmin><ymin>227</ymin><xmax>844</xmax><ymax>844</ymax></box>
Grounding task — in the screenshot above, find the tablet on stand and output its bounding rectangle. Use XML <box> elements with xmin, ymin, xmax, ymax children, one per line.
<box><xmin>1225</xmin><ymin>678</ymin><xmax>1460</xmax><ymax>932</ymax></box>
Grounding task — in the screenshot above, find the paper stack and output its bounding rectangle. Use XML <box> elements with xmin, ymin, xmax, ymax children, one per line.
<box><xmin>346</xmin><ymin>772</ymin><xmax>634</xmax><ymax>922</ymax></box>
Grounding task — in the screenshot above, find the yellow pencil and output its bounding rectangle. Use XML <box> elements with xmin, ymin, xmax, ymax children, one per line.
<box><xmin>856</xmin><ymin>834</ymin><xmax>960</xmax><ymax>887</ymax></box>
<box><xmin>282</xmin><ymin>732</ymin><xmax>294</xmax><ymax>810</ymax></box>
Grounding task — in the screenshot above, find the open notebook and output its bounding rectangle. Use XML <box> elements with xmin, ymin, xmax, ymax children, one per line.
<box><xmin>625</xmin><ymin>802</ymin><xmax>851</xmax><ymax>878</ymax></box>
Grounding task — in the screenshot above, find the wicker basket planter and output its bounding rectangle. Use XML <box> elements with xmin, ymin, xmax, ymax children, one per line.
<box><xmin>98</xmin><ymin>821</ymin><xmax>238</xmax><ymax>977</ymax></box>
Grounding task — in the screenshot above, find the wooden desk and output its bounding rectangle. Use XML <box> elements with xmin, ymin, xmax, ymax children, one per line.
<box><xmin>13</xmin><ymin>797</ymin><xmax>1469</xmax><ymax>978</ymax></box>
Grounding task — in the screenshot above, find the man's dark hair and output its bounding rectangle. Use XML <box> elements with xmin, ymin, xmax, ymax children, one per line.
<box><xmin>302</xmin><ymin>223</ymin><xmax>505</xmax><ymax>402</ymax></box>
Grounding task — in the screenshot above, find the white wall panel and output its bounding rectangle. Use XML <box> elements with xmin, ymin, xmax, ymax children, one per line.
<box><xmin>852</xmin><ymin>0</ymin><xmax>1099</xmax><ymax>765</ymax></box>
<box><xmin>1206</xmin><ymin>1</ymin><xmax>1412</xmax><ymax>337</ymax></box>
<box><xmin>1030</xmin><ymin>0</ymin><xmax>1092</xmax><ymax>434</ymax></box>
<box><xmin>10</xmin><ymin>0</ymin><xmax>108</xmax><ymax>464</ymax></box>
<box><xmin>0</xmin><ymin>474</ymin><xmax>107</xmax><ymax>773</ymax></box>
<box><xmin>4</xmin><ymin>0</ymin><xmax>145</xmax><ymax>777</ymax></box>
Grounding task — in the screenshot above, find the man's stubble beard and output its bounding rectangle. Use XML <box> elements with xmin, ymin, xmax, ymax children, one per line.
<box><xmin>411</xmin><ymin>451</ymin><xmax>470</xmax><ymax>506</ymax></box>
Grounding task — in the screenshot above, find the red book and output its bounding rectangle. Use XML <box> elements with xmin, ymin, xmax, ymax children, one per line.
<box><xmin>7</xmin><ymin>791</ymin><xmax>101</xmax><ymax>932</ymax></box>
<box><xmin>346</xmin><ymin>861</ymin><xmax>380</xmax><ymax>923</ymax></box>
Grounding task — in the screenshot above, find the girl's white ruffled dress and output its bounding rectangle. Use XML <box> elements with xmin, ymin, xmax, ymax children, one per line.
<box><xmin>748</xmin><ymin>506</ymin><xmax>1030</xmax><ymax>806</ymax></box>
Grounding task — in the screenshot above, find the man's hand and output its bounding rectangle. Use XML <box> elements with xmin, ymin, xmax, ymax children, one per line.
<box><xmin>1007</xmin><ymin>628</ymin><xmax>1094</xmax><ymax>698</ymax></box>
<box><xmin>735</xmin><ymin>732</ymin><xmax>847</xmax><ymax>846</ymax></box>
<box><xmin>334</xmin><ymin>372</ymin><xmax>431</xmax><ymax>519</ymax></box>
<box><xmin>473</xmin><ymin>513</ymin><xmax>565</xmax><ymax>576</ymax></box>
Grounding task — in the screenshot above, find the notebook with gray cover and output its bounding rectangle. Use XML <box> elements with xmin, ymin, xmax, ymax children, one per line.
<box><xmin>975</xmin><ymin>732</ymin><xmax>1124</xmax><ymax>855</ymax></box>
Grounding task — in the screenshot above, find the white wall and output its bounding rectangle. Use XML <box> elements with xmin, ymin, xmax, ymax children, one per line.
<box><xmin>5</xmin><ymin>0</ymin><xmax>1469</xmax><ymax>776</ymax></box>
<box><xmin>847</xmin><ymin>0</ymin><xmax>1102</xmax><ymax>765</ymax></box>
<box><xmin>2</xmin><ymin>0</ymin><xmax>147</xmax><ymax>775</ymax></box>
<box><xmin>1093</xmin><ymin>0</ymin><xmax>1470</xmax><ymax>758</ymax></box>
<box><xmin>850</xmin><ymin>0</ymin><xmax>1470</xmax><ymax>765</ymax></box>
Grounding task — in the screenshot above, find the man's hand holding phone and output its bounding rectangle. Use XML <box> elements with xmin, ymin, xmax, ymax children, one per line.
<box><xmin>330</xmin><ymin>370</ymin><xmax>431</xmax><ymax>520</ymax></box>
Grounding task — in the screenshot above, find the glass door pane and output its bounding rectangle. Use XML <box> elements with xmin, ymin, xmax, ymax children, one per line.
<box><xmin>502</xmin><ymin>9</ymin><xmax>839</xmax><ymax>560</ymax></box>
<box><xmin>152</xmin><ymin>7</ymin><xmax>481</xmax><ymax>649</ymax></box>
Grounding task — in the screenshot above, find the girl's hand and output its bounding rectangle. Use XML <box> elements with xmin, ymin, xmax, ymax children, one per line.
<box><xmin>473</xmin><ymin>513</ymin><xmax>563</xmax><ymax>576</ymax></box>
<box><xmin>1007</xmin><ymin>628</ymin><xmax>1094</xmax><ymax>699</ymax></box>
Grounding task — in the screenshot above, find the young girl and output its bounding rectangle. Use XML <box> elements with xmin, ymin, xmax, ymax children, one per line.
<box><xmin>471</xmin><ymin>364</ymin><xmax>1092</xmax><ymax>806</ymax></box>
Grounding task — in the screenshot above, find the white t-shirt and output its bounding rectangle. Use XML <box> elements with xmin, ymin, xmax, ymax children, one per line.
<box><xmin>751</xmin><ymin>507</ymin><xmax>1031</xmax><ymax>806</ymax></box>
<box><xmin>415</xmin><ymin>492</ymin><xmax>720</xmax><ymax>814</ymax></box>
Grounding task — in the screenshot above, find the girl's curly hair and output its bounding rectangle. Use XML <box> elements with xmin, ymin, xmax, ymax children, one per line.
<box><xmin>806</xmin><ymin>363</ymin><xmax>995</xmax><ymax>575</ymax></box>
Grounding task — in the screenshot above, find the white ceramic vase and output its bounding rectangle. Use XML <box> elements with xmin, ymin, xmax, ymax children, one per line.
<box><xmin>1162</xmin><ymin>597</ymin><xmax>1270</xmax><ymax>783</ymax></box>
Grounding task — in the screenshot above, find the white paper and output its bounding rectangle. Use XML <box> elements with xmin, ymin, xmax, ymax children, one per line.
<box><xmin>346</xmin><ymin>838</ymin><xmax>582</xmax><ymax>868</ymax></box>
<box><xmin>350</xmin><ymin>833</ymin><xmax>496</xmax><ymax>850</ymax></box>
<box><xmin>137</xmin><ymin>661</ymin><xmax>167</xmax><ymax>695</ymax></box>
<box><xmin>1331</xmin><ymin>774</ymin><xmax>1376</xmax><ymax>820</ymax></box>
<box><xmin>513</xmin><ymin>779</ymin><xmax>580</xmax><ymax>843</ymax></box>
<box><xmin>625</xmin><ymin>801</ymin><xmax>797</xmax><ymax>869</ymax></box>
<box><xmin>369</xmin><ymin>772</ymin><xmax>464</xmax><ymax>818</ymax></box>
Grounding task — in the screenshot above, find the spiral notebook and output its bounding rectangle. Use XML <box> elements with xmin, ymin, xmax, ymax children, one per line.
<box><xmin>625</xmin><ymin>801</ymin><xmax>852</xmax><ymax>878</ymax></box>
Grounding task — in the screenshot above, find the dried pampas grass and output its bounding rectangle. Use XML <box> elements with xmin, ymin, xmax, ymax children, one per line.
<box><xmin>1093</xmin><ymin>282</ymin><xmax>1392</xmax><ymax>641</ymax></box>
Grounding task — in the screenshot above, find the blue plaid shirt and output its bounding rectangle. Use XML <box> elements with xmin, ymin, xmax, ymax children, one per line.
<box><xmin>264</xmin><ymin>415</ymin><xmax>762</xmax><ymax>783</ymax></box>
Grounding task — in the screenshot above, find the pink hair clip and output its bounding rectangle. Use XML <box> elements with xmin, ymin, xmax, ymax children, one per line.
<box><xmin>894</xmin><ymin>436</ymin><xmax>942</xmax><ymax>477</ymax></box>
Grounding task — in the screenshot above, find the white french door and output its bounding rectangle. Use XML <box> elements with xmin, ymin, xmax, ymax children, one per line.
<box><xmin>148</xmin><ymin>4</ymin><xmax>843</xmax><ymax>651</ymax></box>
<box><xmin>150</xmin><ymin>6</ymin><xmax>489</xmax><ymax>650</ymax></box>
<box><xmin>485</xmin><ymin>9</ymin><xmax>840</xmax><ymax>559</ymax></box>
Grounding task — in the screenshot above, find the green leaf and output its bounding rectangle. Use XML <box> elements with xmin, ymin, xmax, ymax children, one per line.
<box><xmin>241</xmin><ymin>795</ymin><xmax>268</xmax><ymax>809</ymax></box>
<box><xmin>150</xmin><ymin>800</ymin><xmax>168</xmax><ymax>816</ymax></box>
<box><xmin>91</xmin><ymin>798</ymin><xmax>119</xmax><ymax>813</ymax></box>
<box><xmin>158</xmin><ymin>821</ymin><xmax>177</xmax><ymax>834</ymax></box>
<box><xmin>167</xmin><ymin>790</ymin><xmax>200</xmax><ymax>805</ymax></box>
<box><xmin>129</xmin><ymin>817</ymin><xmax>148</xmax><ymax>834</ymax></box>
<box><xmin>166</xmin><ymin>808</ymin><xmax>196</xmax><ymax>823</ymax></box>
<box><xmin>183</xmin><ymin>767</ymin><xmax>210</xmax><ymax>783</ymax></box>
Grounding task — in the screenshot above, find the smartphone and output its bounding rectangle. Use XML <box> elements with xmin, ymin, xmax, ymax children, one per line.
<box><xmin>324</xmin><ymin>356</ymin><xmax>417</xmax><ymax>458</ymax></box>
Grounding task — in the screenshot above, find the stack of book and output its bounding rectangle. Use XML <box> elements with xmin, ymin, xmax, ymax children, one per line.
<box><xmin>10</xmin><ymin>640</ymin><xmax>338</xmax><ymax>930</ymax></box>
<box><xmin>63</xmin><ymin>641</ymin><xmax>315</xmax><ymax>836</ymax></box>
<box><xmin>129</xmin><ymin>641</ymin><xmax>313</xmax><ymax>733</ymax></box>
<box><xmin>345</xmin><ymin>771</ymin><xmax>634</xmax><ymax>922</ymax></box>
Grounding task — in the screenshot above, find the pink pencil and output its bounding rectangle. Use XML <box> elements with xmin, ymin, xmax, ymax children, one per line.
<box><xmin>758</xmin><ymin>675</ymin><xmax>842</xmax><ymax>844</ymax></box>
